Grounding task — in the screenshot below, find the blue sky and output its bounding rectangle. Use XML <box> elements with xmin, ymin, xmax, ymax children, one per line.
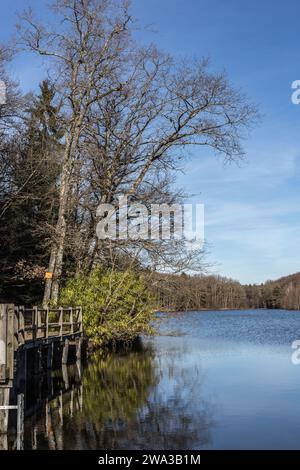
<box><xmin>1</xmin><ymin>0</ymin><xmax>300</xmax><ymax>284</ymax></box>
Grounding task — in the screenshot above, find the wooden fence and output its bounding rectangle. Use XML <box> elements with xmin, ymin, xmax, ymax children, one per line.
<box><xmin>14</xmin><ymin>306</ymin><xmax>83</xmax><ymax>346</ymax></box>
<box><xmin>0</xmin><ymin>305</ymin><xmax>83</xmax><ymax>387</ymax></box>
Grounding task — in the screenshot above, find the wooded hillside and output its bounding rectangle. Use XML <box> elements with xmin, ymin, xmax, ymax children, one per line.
<box><xmin>152</xmin><ymin>272</ymin><xmax>300</xmax><ymax>311</ymax></box>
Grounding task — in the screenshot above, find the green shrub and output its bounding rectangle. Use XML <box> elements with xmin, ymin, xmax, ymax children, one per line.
<box><xmin>59</xmin><ymin>268</ymin><xmax>155</xmax><ymax>346</ymax></box>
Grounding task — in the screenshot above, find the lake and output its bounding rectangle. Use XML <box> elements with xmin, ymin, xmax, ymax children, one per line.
<box><xmin>23</xmin><ymin>309</ymin><xmax>300</xmax><ymax>450</ymax></box>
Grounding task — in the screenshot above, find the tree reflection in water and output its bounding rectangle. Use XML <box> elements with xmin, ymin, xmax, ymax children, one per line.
<box><xmin>24</xmin><ymin>341</ymin><xmax>214</xmax><ymax>450</ymax></box>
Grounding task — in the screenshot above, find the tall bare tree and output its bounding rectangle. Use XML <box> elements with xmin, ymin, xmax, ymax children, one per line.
<box><xmin>66</xmin><ymin>50</ymin><xmax>257</xmax><ymax>276</ymax></box>
<box><xmin>18</xmin><ymin>0</ymin><xmax>133</xmax><ymax>305</ymax></box>
<box><xmin>18</xmin><ymin>0</ymin><xmax>257</xmax><ymax>306</ymax></box>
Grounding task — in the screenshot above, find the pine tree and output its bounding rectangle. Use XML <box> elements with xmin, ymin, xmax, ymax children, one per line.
<box><xmin>0</xmin><ymin>80</ymin><xmax>62</xmax><ymax>303</ymax></box>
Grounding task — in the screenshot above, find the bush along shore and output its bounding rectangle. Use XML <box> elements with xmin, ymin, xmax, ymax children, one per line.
<box><xmin>59</xmin><ymin>268</ymin><xmax>155</xmax><ymax>347</ymax></box>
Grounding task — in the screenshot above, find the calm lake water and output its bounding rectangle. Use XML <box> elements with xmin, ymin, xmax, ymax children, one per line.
<box><xmin>23</xmin><ymin>309</ymin><xmax>300</xmax><ymax>450</ymax></box>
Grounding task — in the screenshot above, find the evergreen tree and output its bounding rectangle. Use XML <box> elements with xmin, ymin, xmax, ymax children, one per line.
<box><xmin>0</xmin><ymin>81</ymin><xmax>62</xmax><ymax>303</ymax></box>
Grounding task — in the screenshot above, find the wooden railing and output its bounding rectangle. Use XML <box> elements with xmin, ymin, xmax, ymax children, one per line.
<box><xmin>0</xmin><ymin>304</ymin><xmax>84</xmax><ymax>387</ymax></box>
<box><xmin>0</xmin><ymin>304</ymin><xmax>84</xmax><ymax>448</ymax></box>
<box><xmin>14</xmin><ymin>306</ymin><xmax>83</xmax><ymax>347</ymax></box>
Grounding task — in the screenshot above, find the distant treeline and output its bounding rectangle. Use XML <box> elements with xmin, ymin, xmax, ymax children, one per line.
<box><xmin>152</xmin><ymin>272</ymin><xmax>300</xmax><ymax>311</ymax></box>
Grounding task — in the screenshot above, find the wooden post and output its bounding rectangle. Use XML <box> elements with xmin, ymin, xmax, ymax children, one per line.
<box><xmin>59</xmin><ymin>307</ymin><xmax>63</xmax><ymax>339</ymax></box>
<box><xmin>16</xmin><ymin>394</ymin><xmax>24</xmax><ymax>451</ymax></box>
<box><xmin>7</xmin><ymin>305</ymin><xmax>14</xmax><ymax>384</ymax></box>
<box><xmin>70</xmin><ymin>308</ymin><xmax>74</xmax><ymax>335</ymax></box>
<box><xmin>32</xmin><ymin>306</ymin><xmax>38</xmax><ymax>342</ymax></box>
<box><xmin>47</xmin><ymin>342</ymin><xmax>54</xmax><ymax>369</ymax></box>
<box><xmin>0</xmin><ymin>387</ymin><xmax>10</xmax><ymax>450</ymax></box>
<box><xmin>62</xmin><ymin>339</ymin><xmax>69</xmax><ymax>365</ymax></box>
<box><xmin>14</xmin><ymin>306</ymin><xmax>19</xmax><ymax>351</ymax></box>
<box><xmin>18</xmin><ymin>306</ymin><xmax>25</xmax><ymax>346</ymax></box>
<box><xmin>45</xmin><ymin>308</ymin><xmax>49</xmax><ymax>339</ymax></box>
<box><xmin>0</xmin><ymin>304</ymin><xmax>15</xmax><ymax>386</ymax></box>
<box><xmin>15</xmin><ymin>348</ymin><xmax>27</xmax><ymax>391</ymax></box>
<box><xmin>36</xmin><ymin>307</ymin><xmax>41</xmax><ymax>340</ymax></box>
<box><xmin>78</xmin><ymin>307</ymin><xmax>83</xmax><ymax>334</ymax></box>
<box><xmin>0</xmin><ymin>305</ymin><xmax>7</xmax><ymax>384</ymax></box>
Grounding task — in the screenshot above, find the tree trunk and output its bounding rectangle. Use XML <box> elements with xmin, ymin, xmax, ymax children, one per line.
<box><xmin>51</xmin><ymin>215</ymin><xmax>67</xmax><ymax>304</ymax></box>
<box><xmin>43</xmin><ymin>131</ymin><xmax>79</xmax><ymax>306</ymax></box>
<box><xmin>42</xmin><ymin>246</ymin><xmax>57</xmax><ymax>307</ymax></box>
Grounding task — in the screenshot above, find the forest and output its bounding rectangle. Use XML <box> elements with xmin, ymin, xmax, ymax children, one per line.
<box><xmin>153</xmin><ymin>272</ymin><xmax>300</xmax><ymax>311</ymax></box>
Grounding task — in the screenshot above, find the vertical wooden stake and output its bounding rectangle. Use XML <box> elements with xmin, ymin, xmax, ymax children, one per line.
<box><xmin>32</xmin><ymin>306</ymin><xmax>38</xmax><ymax>342</ymax></box>
<box><xmin>45</xmin><ymin>308</ymin><xmax>49</xmax><ymax>339</ymax></box>
<box><xmin>18</xmin><ymin>306</ymin><xmax>25</xmax><ymax>346</ymax></box>
<box><xmin>78</xmin><ymin>307</ymin><xmax>83</xmax><ymax>334</ymax></box>
<box><xmin>70</xmin><ymin>308</ymin><xmax>74</xmax><ymax>335</ymax></box>
<box><xmin>0</xmin><ymin>387</ymin><xmax>10</xmax><ymax>450</ymax></box>
<box><xmin>59</xmin><ymin>307</ymin><xmax>63</xmax><ymax>339</ymax></box>
<box><xmin>36</xmin><ymin>307</ymin><xmax>42</xmax><ymax>340</ymax></box>
<box><xmin>0</xmin><ymin>305</ymin><xmax>7</xmax><ymax>384</ymax></box>
<box><xmin>17</xmin><ymin>394</ymin><xmax>24</xmax><ymax>451</ymax></box>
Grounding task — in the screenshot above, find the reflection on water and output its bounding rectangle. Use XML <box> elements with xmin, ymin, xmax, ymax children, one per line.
<box><xmin>19</xmin><ymin>309</ymin><xmax>300</xmax><ymax>449</ymax></box>
<box><xmin>24</xmin><ymin>363</ymin><xmax>83</xmax><ymax>450</ymax></box>
<box><xmin>23</xmin><ymin>339</ymin><xmax>213</xmax><ymax>450</ymax></box>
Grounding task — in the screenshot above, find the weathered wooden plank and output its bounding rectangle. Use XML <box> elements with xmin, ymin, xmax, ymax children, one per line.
<box><xmin>17</xmin><ymin>394</ymin><xmax>24</xmax><ymax>451</ymax></box>
<box><xmin>32</xmin><ymin>306</ymin><xmax>38</xmax><ymax>341</ymax></box>
<box><xmin>0</xmin><ymin>387</ymin><xmax>10</xmax><ymax>450</ymax></box>
<box><xmin>59</xmin><ymin>307</ymin><xmax>63</xmax><ymax>339</ymax></box>
<box><xmin>0</xmin><ymin>305</ymin><xmax>7</xmax><ymax>383</ymax></box>
<box><xmin>78</xmin><ymin>307</ymin><xmax>83</xmax><ymax>333</ymax></box>
<box><xmin>45</xmin><ymin>308</ymin><xmax>49</xmax><ymax>339</ymax></box>
<box><xmin>18</xmin><ymin>306</ymin><xmax>25</xmax><ymax>346</ymax></box>
<box><xmin>70</xmin><ymin>308</ymin><xmax>74</xmax><ymax>334</ymax></box>
<box><xmin>0</xmin><ymin>305</ymin><xmax>15</xmax><ymax>385</ymax></box>
<box><xmin>6</xmin><ymin>305</ymin><xmax>15</xmax><ymax>382</ymax></box>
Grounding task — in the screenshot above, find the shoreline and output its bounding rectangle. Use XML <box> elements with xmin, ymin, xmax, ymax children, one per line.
<box><xmin>157</xmin><ymin>307</ymin><xmax>300</xmax><ymax>313</ymax></box>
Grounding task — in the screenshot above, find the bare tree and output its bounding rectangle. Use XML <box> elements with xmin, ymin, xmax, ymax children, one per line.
<box><xmin>18</xmin><ymin>0</ymin><xmax>258</xmax><ymax>306</ymax></box>
<box><xmin>66</xmin><ymin>50</ymin><xmax>257</xmax><ymax>276</ymax></box>
<box><xmin>18</xmin><ymin>0</ymin><xmax>133</xmax><ymax>305</ymax></box>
